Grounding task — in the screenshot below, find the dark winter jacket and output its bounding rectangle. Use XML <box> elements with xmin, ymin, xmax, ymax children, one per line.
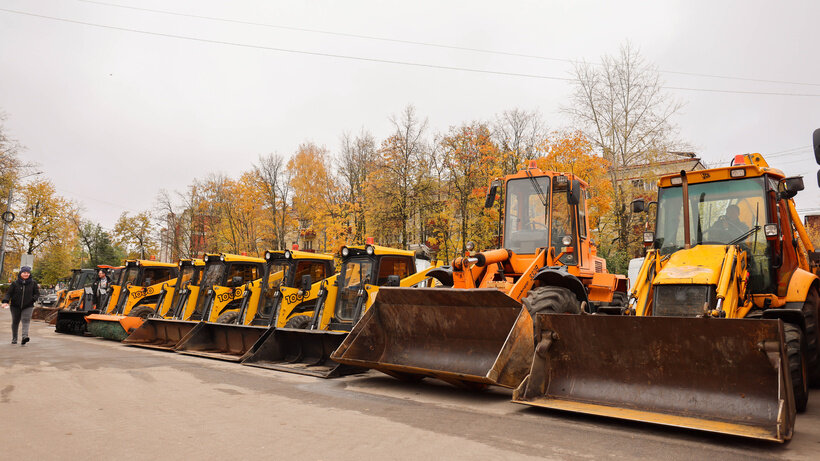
<box><xmin>3</xmin><ymin>275</ymin><xmax>40</xmax><ymax>310</ymax></box>
<box><xmin>91</xmin><ymin>276</ymin><xmax>111</xmax><ymax>308</ymax></box>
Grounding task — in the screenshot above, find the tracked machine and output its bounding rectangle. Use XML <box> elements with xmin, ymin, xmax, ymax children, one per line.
<box><xmin>241</xmin><ymin>242</ymin><xmax>440</xmax><ymax>377</ymax></box>
<box><xmin>54</xmin><ymin>265</ymin><xmax>124</xmax><ymax>335</ymax></box>
<box><xmin>513</xmin><ymin>146</ymin><xmax>820</xmax><ymax>442</ymax></box>
<box><xmin>123</xmin><ymin>253</ymin><xmax>262</xmax><ymax>350</ymax></box>
<box><xmin>331</xmin><ymin>162</ymin><xmax>627</xmax><ymax>388</ymax></box>
<box><xmin>172</xmin><ymin>249</ymin><xmax>335</xmax><ymax>361</ymax></box>
<box><xmin>33</xmin><ymin>268</ymin><xmax>96</xmax><ymax>321</ymax></box>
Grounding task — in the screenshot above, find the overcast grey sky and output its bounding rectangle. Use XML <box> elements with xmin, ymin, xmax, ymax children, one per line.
<box><xmin>1</xmin><ymin>0</ymin><xmax>819</xmax><ymax>228</ymax></box>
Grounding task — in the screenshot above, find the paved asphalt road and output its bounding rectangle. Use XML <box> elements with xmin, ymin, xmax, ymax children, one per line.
<box><xmin>1</xmin><ymin>309</ymin><xmax>819</xmax><ymax>460</ymax></box>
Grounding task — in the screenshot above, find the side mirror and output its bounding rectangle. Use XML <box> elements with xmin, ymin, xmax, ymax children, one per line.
<box><xmin>813</xmin><ymin>128</ymin><xmax>820</xmax><ymax>165</ymax></box>
<box><xmin>568</xmin><ymin>180</ymin><xmax>582</xmax><ymax>205</ymax></box>
<box><xmin>779</xmin><ymin>176</ymin><xmax>804</xmax><ymax>199</ymax></box>
<box><xmin>631</xmin><ymin>199</ymin><xmax>646</xmax><ymax>213</ymax></box>
<box><xmin>231</xmin><ymin>276</ymin><xmax>243</xmax><ymax>286</ymax></box>
<box><xmin>300</xmin><ymin>274</ymin><xmax>312</xmax><ymax>292</ymax></box>
<box><xmin>484</xmin><ymin>180</ymin><xmax>501</xmax><ymax>208</ymax></box>
<box><xmin>386</xmin><ymin>275</ymin><xmax>400</xmax><ymax>287</ymax></box>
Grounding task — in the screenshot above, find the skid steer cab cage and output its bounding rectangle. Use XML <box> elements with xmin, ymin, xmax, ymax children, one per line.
<box><xmin>241</xmin><ymin>245</ymin><xmax>436</xmax><ymax>378</ymax></box>
<box><xmin>513</xmin><ymin>314</ymin><xmax>795</xmax><ymax>442</ymax></box>
<box><xmin>172</xmin><ymin>250</ymin><xmax>335</xmax><ymax>362</ymax></box>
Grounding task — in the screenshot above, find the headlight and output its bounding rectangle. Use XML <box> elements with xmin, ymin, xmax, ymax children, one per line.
<box><xmin>730</xmin><ymin>168</ymin><xmax>746</xmax><ymax>178</ymax></box>
<box><xmin>284</xmin><ymin>250</ymin><xmax>292</xmax><ymax>259</ymax></box>
<box><xmin>219</xmin><ymin>255</ymin><xmax>225</xmax><ymax>262</ymax></box>
<box><xmin>670</xmin><ymin>176</ymin><xmax>682</xmax><ymax>185</ymax></box>
<box><xmin>764</xmin><ymin>224</ymin><xmax>778</xmax><ymax>237</ymax></box>
<box><xmin>265</xmin><ymin>252</ymin><xmax>271</xmax><ymax>260</ymax></box>
<box><xmin>465</xmin><ymin>241</ymin><xmax>475</xmax><ymax>251</ymax></box>
<box><xmin>341</xmin><ymin>247</ymin><xmax>350</xmax><ymax>257</ymax></box>
<box><xmin>365</xmin><ymin>245</ymin><xmax>375</xmax><ymax>255</ymax></box>
<box><xmin>561</xmin><ymin>235</ymin><xmax>573</xmax><ymax>246</ymax></box>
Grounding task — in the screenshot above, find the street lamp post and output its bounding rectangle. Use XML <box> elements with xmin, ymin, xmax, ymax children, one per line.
<box><xmin>0</xmin><ymin>171</ymin><xmax>43</xmax><ymax>278</ymax></box>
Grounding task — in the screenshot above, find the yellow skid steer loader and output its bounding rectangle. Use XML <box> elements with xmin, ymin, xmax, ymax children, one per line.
<box><xmin>123</xmin><ymin>253</ymin><xmax>262</xmax><ymax>350</ymax></box>
<box><xmin>173</xmin><ymin>249</ymin><xmax>335</xmax><ymax>362</ymax></box>
<box><xmin>241</xmin><ymin>243</ymin><xmax>441</xmax><ymax>378</ymax></box>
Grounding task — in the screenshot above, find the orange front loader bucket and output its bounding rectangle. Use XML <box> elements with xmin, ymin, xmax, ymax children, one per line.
<box><xmin>330</xmin><ymin>288</ymin><xmax>534</xmax><ymax>388</ymax></box>
<box><xmin>85</xmin><ymin>314</ymin><xmax>146</xmax><ymax>341</ymax></box>
<box><xmin>122</xmin><ymin>319</ymin><xmax>199</xmax><ymax>350</ymax></box>
<box><xmin>175</xmin><ymin>323</ymin><xmax>268</xmax><ymax>362</ymax></box>
<box><xmin>512</xmin><ymin>314</ymin><xmax>796</xmax><ymax>443</ymax></box>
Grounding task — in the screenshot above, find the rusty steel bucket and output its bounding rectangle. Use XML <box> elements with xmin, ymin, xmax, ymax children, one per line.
<box><xmin>330</xmin><ymin>287</ymin><xmax>534</xmax><ymax>389</ymax></box>
<box><xmin>175</xmin><ymin>323</ymin><xmax>268</xmax><ymax>362</ymax></box>
<box><xmin>32</xmin><ymin>306</ymin><xmax>59</xmax><ymax>320</ymax></box>
<box><xmin>122</xmin><ymin>319</ymin><xmax>199</xmax><ymax>350</ymax></box>
<box><xmin>240</xmin><ymin>327</ymin><xmax>362</xmax><ymax>378</ymax></box>
<box><xmin>512</xmin><ymin>314</ymin><xmax>795</xmax><ymax>443</ymax></box>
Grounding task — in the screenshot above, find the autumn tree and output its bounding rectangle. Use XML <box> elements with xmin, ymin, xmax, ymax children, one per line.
<box><xmin>75</xmin><ymin>218</ymin><xmax>125</xmax><ymax>267</ymax></box>
<box><xmin>254</xmin><ymin>152</ymin><xmax>292</xmax><ymax>250</ymax></box>
<box><xmin>338</xmin><ymin>130</ymin><xmax>376</xmax><ymax>242</ymax></box>
<box><xmin>367</xmin><ymin>105</ymin><xmax>430</xmax><ymax>248</ymax></box>
<box><xmin>114</xmin><ymin>211</ymin><xmax>157</xmax><ymax>259</ymax></box>
<box><xmin>439</xmin><ymin>122</ymin><xmax>501</xmax><ymax>257</ymax></box>
<box><xmin>566</xmin><ymin>43</ymin><xmax>684</xmax><ymax>253</ymax></box>
<box><xmin>11</xmin><ymin>179</ymin><xmax>76</xmax><ymax>256</ymax></box>
<box><xmin>493</xmin><ymin>109</ymin><xmax>546</xmax><ymax>175</ymax></box>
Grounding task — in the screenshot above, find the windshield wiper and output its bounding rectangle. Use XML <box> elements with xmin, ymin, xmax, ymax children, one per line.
<box><xmin>526</xmin><ymin>169</ymin><xmax>548</xmax><ymax>208</ymax></box>
<box><xmin>728</xmin><ymin>225</ymin><xmax>761</xmax><ymax>246</ymax></box>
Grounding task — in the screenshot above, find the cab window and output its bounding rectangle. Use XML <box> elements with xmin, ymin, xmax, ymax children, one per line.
<box><xmin>376</xmin><ymin>257</ymin><xmax>412</xmax><ymax>285</ymax></box>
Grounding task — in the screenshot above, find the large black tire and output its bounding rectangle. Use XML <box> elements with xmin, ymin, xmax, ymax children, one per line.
<box><xmin>802</xmin><ymin>286</ymin><xmax>820</xmax><ymax>387</ymax></box>
<box><xmin>522</xmin><ymin>286</ymin><xmax>582</xmax><ymax>316</ymax></box>
<box><xmin>284</xmin><ymin>315</ymin><xmax>312</xmax><ymax>329</ymax></box>
<box><xmin>216</xmin><ymin>310</ymin><xmax>240</xmax><ymax>324</ymax></box>
<box><xmin>784</xmin><ymin>323</ymin><xmax>809</xmax><ymax>412</ymax></box>
<box><xmin>127</xmin><ymin>305</ymin><xmax>156</xmax><ymax>319</ymax></box>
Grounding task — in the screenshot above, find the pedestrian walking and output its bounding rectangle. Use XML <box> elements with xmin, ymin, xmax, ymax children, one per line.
<box><xmin>91</xmin><ymin>268</ymin><xmax>111</xmax><ymax>309</ymax></box>
<box><xmin>2</xmin><ymin>266</ymin><xmax>40</xmax><ymax>345</ymax></box>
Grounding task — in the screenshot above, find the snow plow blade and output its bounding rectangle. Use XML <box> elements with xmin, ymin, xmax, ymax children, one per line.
<box><xmin>55</xmin><ymin>310</ymin><xmax>100</xmax><ymax>335</ymax></box>
<box><xmin>331</xmin><ymin>288</ymin><xmax>534</xmax><ymax>388</ymax></box>
<box><xmin>122</xmin><ymin>319</ymin><xmax>199</xmax><ymax>350</ymax></box>
<box><xmin>32</xmin><ymin>306</ymin><xmax>59</xmax><ymax>320</ymax></box>
<box><xmin>241</xmin><ymin>328</ymin><xmax>363</xmax><ymax>378</ymax></box>
<box><xmin>175</xmin><ymin>323</ymin><xmax>268</xmax><ymax>362</ymax></box>
<box><xmin>85</xmin><ymin>314</ymin><xmax>145</xmax><ymax>341</ymax></box>
<box><xmin>512</xmin><ymin>314</ymin><xmax>796</xmax><ymax>443</ymax></box>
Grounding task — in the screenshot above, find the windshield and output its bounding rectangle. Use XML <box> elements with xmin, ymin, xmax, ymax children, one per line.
<box><xmin>192</xmin><ymin>262</ymin><xmax>225</xmax><ymax>316</ymax></box>
<box><xmin>267</xmin><ymin>262</ymin><xmax>290</xmax><ymax>290</ymax></box>
<box><xmin>123</xmin><ymin>267</ymin><xmax>139</xmax><ymax>286</ymax></box>
<box><xmin>335</xmin><ymin>258</ymin><xmax>373</xmax><ymax>321</ymax></box>
<box><xmin>69</xmin><ymin>273</ymin><xmax>81</xmax><ymax>289</ymax></box>
<box><xmin>656</xmin><ymin>177</ymin><xmax>773</xmax><ymax>292</ymax></box>
<box><xmin>503</xmin><ymin>176</ymin><xmax>550</xmax><ymax>254</ymax></box>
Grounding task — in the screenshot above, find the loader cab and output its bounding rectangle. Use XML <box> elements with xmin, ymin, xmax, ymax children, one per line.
<box><xmin>192</xmin><ymin>253</ymin><xmax>265</xmax><ymax>321</ymax></box>
<box><xmin>651</xmin><ymin>160</ymin><xmax>803</xmax><ymax>296</ymax></box>
<box><xmin>500</xmin><ymin>166</ymin><xmax>590</xmax><ymax>267</ymax></box>
<box><xmin>113</xmin><ymin>260</ymin><xmax>178</xmax><ymax>313</ymax></box>
<box><xmin>328</xmin><ymin>244</ymin><xmax>415</xmax><ymax>331</ymax></box>
<box><xmin>253</xmin><ymin>250</ymin><xmax>335</xmax><ymax>325</ymax></box>
<box><xmin>167</xmin><ymin>259</ymin><xmax>204</xmax><ymax>313</ymax></box>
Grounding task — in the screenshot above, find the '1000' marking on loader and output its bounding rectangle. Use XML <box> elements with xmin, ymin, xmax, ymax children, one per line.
<box><xmin>216</xmin><ymin>288</ymin><xmax>243</xmax><ymax>303</ymax></box>
<box><xmin>130</xmin><ymin>287</ymin><xmax>155</xmax><ymax>299</ymax></box>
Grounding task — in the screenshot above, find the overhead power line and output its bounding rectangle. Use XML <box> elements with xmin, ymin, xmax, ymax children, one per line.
<box><xmin>3</xmin><ymin>7</ymin><xmax>820</xmax><ymax>97</ymax></box>
<box><xmin>79</xmin><ymin>0</ymin><xmax>820</xmax><ymax>88</ymax></box>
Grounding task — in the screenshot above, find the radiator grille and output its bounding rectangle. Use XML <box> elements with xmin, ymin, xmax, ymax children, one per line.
<box><xmin>653</xmin><ymin>284</ymin><xmax>715</xmax><ymax>317</ymax></box>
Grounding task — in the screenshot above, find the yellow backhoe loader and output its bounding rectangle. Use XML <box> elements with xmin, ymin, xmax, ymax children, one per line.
<box><xmin>331</xmin><ymin>163</ymin><xmax>627</xmax><ymax>389</ymax></box>
<box><xmin>122</xmin><ymin>253</ymin><xmax>263</xmax><ymax>350</ymax></box>
<box><xmin>513</xmin><ymin>148</ymin><xmax>820</xmax><ymax>442</ymax></box>
<box><xmin>172</xmin><ymin>249</ymin><xmax>335</xmax><ymax>361</ymax></box>
<box><xmin>85</xmin><ymin>259</ymin><xmax>178</xmax><ymax>340</ymax></box>
<box><xmin>241</xmin><ymin>243</ymin><xmax>439</xmax><ymax>378</ymax></box>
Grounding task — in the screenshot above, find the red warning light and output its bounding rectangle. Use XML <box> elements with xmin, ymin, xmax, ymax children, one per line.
<box><xmin>733</xmin><ymin>154</ymin><xmax>745</xmax><ymax>165</ymax></box>
<box><xmin>292</xmin><ymin>243</ymin><xmax>299</xmax><ymax>250</ymax></box>
<box><xmin>366</xmin><ymin>237</ymin><xmax>375</xmax><ymax>245</ymax></box>
<box><xmin>528</xmin><ymin>160</ymin><xmax>538</xmax><ymax>169</ymax></box>
<box><xmin>241</xmin><ymin>252</ymin><xmax>248</xmax><ymax>256</ymax></box>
